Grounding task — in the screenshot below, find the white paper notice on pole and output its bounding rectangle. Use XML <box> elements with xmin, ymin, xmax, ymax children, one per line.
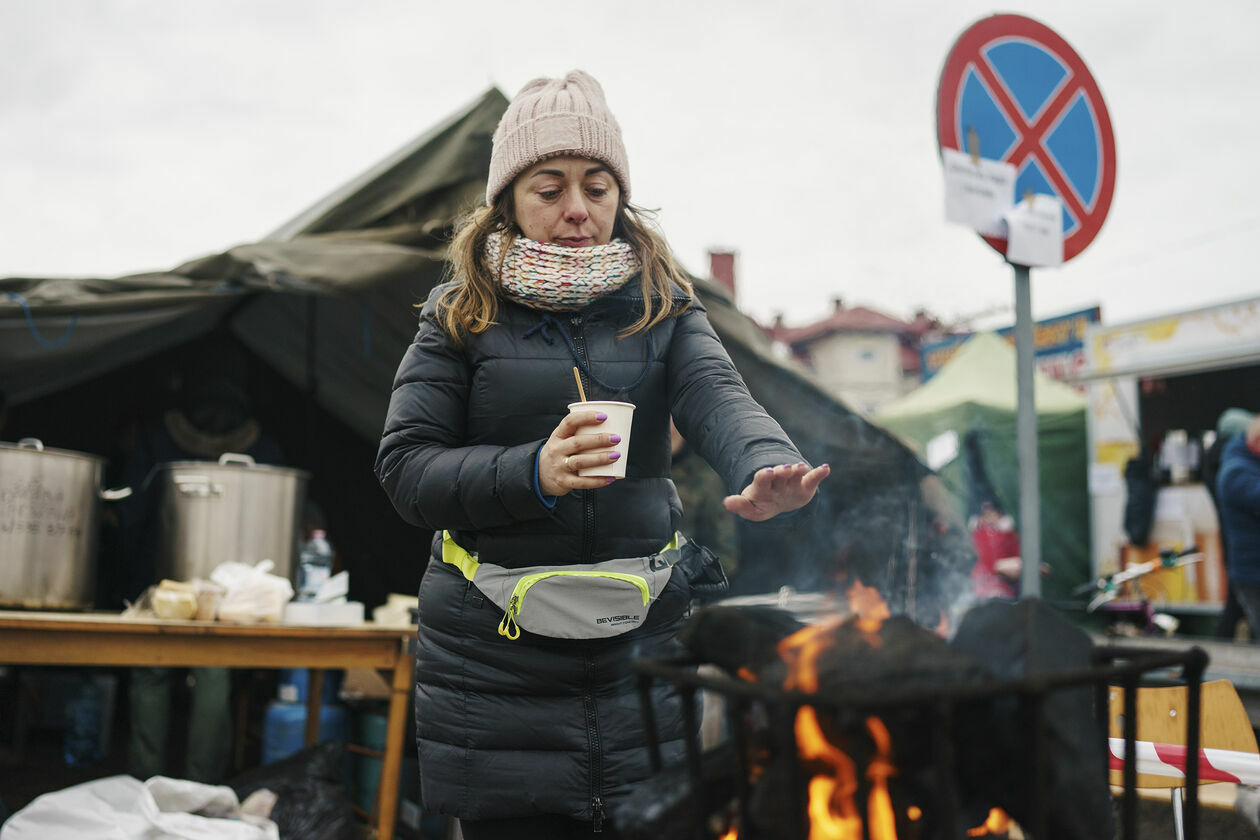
<box><xmin>1003</xmin><ymin>194</ymin><xmax>1064</xmax><ymax>267</ymax></box>
<box><xmin>942</xmin><ymin>148</ymin><xmax>1016</xmax><ymax>236</ymax></box>
<box><xmin>926</xmin><ymin>429</ymin><xmax>959</xmax><ymax>471</ymax></box>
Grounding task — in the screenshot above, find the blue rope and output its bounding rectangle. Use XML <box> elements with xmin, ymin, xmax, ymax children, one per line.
<box><xmin>523</xmin><ymin>313</ymin><xmax>653</xmax><ymax>394</ymax></box>
<box><xmin>3</xmin><ymin>291</ymin><xmax>78</xmax><ymax>349</ymax></box>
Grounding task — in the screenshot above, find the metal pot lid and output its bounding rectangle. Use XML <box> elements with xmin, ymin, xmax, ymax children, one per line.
<box><xmin>0</xmin><ymin>438</ymin><xmax>105</xmax><ymax>465</ymax></box>
<box><xmin>160</xmin><ymin>452</ymin><xmax>310</xmax><ymax>480</ymax></box>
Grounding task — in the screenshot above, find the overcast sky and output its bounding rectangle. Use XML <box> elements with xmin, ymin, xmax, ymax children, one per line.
<box><xmin>3</xmin><ymin>0</ymin><xmax>1256</xmax><ymax>332</ymax></box>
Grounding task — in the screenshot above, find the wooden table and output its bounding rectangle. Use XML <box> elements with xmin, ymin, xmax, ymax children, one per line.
<box><xmin>0</xmin><ymin>611</ymin><xmax>414</xmax><ymax>839</ymax></box>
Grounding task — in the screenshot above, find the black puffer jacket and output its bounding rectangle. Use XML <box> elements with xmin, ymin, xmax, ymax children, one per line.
<box><xmin>375</xmin><ymin>278</ymin><xmax>804</xmax><ymax>824</ymax></box>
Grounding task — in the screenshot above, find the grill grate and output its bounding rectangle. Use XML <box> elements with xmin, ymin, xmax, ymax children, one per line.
<box><xmin>633</xmin><ymin>643</ymin><xmax>1209</xmax><ymax>840</ymax></box>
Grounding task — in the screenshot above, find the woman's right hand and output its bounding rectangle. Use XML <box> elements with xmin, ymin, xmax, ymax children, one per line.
<box><xmin>538</xmin><ymin>409</ymin><xmax>624</xmax><ymax>497</ymax></box>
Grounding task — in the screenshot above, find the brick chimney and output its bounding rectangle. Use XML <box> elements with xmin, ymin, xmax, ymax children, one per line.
<box><xmin>708</xmin><ymin>250</ymin><xmax>737</xmax><ymax>298</ymax></box>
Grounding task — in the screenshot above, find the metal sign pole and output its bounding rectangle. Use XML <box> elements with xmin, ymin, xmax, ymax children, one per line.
<box><xmin>1013</xmin><ymin>263</ymin><xmax>1042</xmax><ymax>597</ymax></box>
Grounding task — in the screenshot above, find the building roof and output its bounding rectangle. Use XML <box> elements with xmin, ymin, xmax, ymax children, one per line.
<box><xmin>771</xmin><ymin>303</ymin><xmax>910</xmax><ymax>346</ymax></box>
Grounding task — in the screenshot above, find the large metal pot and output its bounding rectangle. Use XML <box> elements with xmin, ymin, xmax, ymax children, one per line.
<box><xmin>0</xmin><ymin>438</ymin><xmax>129</xmax><ymax>609</ymax></box>
<box><xmin>156</xmin><ymin>453</ymin><xmax>310</xmax><ymax>583</ymax></box>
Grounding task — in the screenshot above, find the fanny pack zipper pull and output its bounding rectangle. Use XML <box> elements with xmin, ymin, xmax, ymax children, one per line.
<box><xmin>497</xmin><ymin>594</ymin><xmax>521</xmax><ymax>640</ymax></box>
<box><xmin>592</xmin><ymin>795</ymin><xmax>605</xmax><ymax>832</ymax></box>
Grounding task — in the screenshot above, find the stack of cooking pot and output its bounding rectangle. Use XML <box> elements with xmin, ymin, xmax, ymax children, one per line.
<box><xmin>0</xmin><ymin>439</ymin><xmax>129</xmax><ymax>610</ymax></box>
<box><xmin>156</xmin><ymin>452</ymin><xmax>310</xmax><ymax>583</ymax></box>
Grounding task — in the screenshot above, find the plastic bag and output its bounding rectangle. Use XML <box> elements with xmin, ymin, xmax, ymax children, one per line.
<box><xmin>0</xmin><ymin>774</ymin><xmax>280</xmax><ymax>840</ymax></box>
<box><xmin>211</xmin><ymin>560</ymin><xmax>294</xmax><ymax>624</ymax></box>
<box><xmin>228</xmin><ymin>741</ymin><xmax>358</xmax><ymax>840</ymax></box>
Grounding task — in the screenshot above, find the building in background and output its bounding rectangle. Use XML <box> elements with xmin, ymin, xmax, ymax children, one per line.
<box><xmin>766</xmin><ymin>299</ymin><xmax>945</xmax><ymax>415</ymax></box>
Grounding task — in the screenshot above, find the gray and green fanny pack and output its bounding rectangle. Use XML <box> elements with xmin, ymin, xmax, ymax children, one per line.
<box><xmin>441</xmin><ymin>530</ymin><xmax>687</xmax><ymax>640</ymax></box>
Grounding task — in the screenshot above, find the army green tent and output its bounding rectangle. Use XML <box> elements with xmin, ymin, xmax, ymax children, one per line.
<box><xmin>875</xmin><ymin>331</ymin><xmax>1091</xmax><ymax>600</ymax></box>
<box><xmin>2</xmin><ymin>88</ymin><xmax>966</xmax><ymax>612</ymax></box>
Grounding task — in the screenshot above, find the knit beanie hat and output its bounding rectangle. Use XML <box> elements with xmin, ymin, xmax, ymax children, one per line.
<box><xmin>486</xmin><ymin>70</ymin><xmax>630</xmax><ymax>205</ymax></box>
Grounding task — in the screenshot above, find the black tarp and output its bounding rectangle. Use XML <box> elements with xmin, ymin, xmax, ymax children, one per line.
<box><xmin>1</xmin><ymin>88</ymin><xmax>971</xmax><ymax>615</ymax></box>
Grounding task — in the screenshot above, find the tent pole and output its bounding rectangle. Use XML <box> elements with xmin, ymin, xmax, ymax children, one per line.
<box><xmin>1013</xmin><ymin>263</ymin><xmax>1041</xmax><ymax>597</ymax></box>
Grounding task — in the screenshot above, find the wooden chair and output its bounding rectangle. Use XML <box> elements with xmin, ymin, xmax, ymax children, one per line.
<box><xmin>1109</xmin><ymin>680</ymin><xmax>1259</xmax><ymax>839</ymax></box>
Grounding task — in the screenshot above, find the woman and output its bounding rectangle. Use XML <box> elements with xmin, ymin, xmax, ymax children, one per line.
<box><xmin>376</xmin><ymin>70</ymin><xmax>828</xmax><ymax>839</ymax></box>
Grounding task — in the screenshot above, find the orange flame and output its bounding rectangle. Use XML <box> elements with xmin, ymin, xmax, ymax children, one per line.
<box><xmin>864</xmin><ymin>717</ymin><xmax>897</xmax><ymax>840</ymax></box>
<box><xmin>796</xmin><ymin>706</ymin><xmax>860</xmax><ymax>839</ymax></box>
<box><xmin>966</xmin><ymin>808</ymin><xmax>1013</xmax><ymax>836</ymax></box>
<box><xmin>719</xmin><ymin>828</ymin><xmax>738</xmax><ymax>840</ymax></box>
<box><xmin>846</xmin><ymin>580</ymin><xmax>890</xmax><ymax>635</ymax></box>
<box><xmin>779</xmin><ymin>582</ymin><xmax>913</xmax><ymax>839</ymax></box>
<box><xmin>794</xmin><ymin>707</ymin><xmax>904</xmax><ymax>840</ymax></box>
<box><xmin>778</xmin><ymin>616</ymin><xmax>843</xmax><ymax>693</ymax></box>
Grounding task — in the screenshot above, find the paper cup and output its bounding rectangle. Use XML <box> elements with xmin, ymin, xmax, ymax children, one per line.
<box><xmin>567</xmin><ymin>400</ymin><xmax>635</xmax><ymax>478</ymax></box>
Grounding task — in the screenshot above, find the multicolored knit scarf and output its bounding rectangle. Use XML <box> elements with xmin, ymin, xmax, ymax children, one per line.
<box><xmin>488</xmin><ymin>234</ymin><xmax>640</xmax><ymax>312</ymax></box>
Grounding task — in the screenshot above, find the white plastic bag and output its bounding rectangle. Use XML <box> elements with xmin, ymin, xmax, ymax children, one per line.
<box><xmin>0</xmin><ymin>774</ymin><xmax>279</xmax><ymax>840</ymax></box>
<box><xmin>210</xmin><ymin>560</ymin><xmax>294</xmax><ymax>624</ymax></box>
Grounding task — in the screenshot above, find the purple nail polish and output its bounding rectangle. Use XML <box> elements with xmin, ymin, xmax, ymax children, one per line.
<box><xmin>596</xmin><ymin>412</ymin><xmax>608</xmax><ymax>421</ymax></box>
<box><xmin>608</xmin><ymin>451</ymin><xmax>621</xmax><ymax>460</ymax></box>
<box><xmin>605</xmin><ymin>476</ymin><xmax>616</xmax><ymax>484</ymax></box>
<box><xmin>609</xmin><ymin>434</ymin><xmax>622</xmax><ymax>444</ymax></box>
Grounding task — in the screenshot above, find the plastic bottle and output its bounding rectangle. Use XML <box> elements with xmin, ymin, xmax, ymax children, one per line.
<box><xmin>63</xmin><ymin>675</ymin><xmax>103</xmax><ymax>767</ymax></box>
<box><xmin>297</xmin><ymin>529</ymin><xmax>334</xmax><ymax>602</ymax></box>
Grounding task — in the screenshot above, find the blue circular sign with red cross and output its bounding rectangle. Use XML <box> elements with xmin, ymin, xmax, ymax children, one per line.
<box><xmin>937</xmin><ymin>14</ymin><xmax>1116</xmax><ymax>262</ymax></box>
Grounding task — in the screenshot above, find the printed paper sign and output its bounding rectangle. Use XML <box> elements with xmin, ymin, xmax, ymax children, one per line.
<box><xmin>1088</xmin><ymin>462</ymin><xmax>1122</xmax><ymax>496</ymax></box>
<box><xmin>926</xmin><ymin>429</ymin><xmax>960</xmax><ymax>471</ymax></box>
<box><xmin>1004</xmin><ymin>194</ymin><xmax>1064</xmax><ymax>267</ymax></box>
<box><xmin>942</xmin><ymin>148</ymin><xmax>1016</xmax><ymax>236</ymax></box>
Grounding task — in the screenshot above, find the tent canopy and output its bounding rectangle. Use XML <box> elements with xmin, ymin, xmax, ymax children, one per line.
<box><xmin>879</xmin><ymin>331</ymin><xmax>1086</xmax><ymax>418</ymax></box>
<box><xmin>2</xmin><ymin>88</ymin><xmax>967</xmax><ymax>614</ymax></box>
<box><xmin>876</xmin><ymin>331</ymin><xmax>1091</xmax><ymax>601</ymax></box>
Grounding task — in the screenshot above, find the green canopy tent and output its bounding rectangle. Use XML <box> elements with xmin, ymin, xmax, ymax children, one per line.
<box><xmin>875</xmin><ymin>331</ymin><xmax>1091</xmax><ymax>601</ymax></box>
<box><xmin>2</xmin><ymin>88</ymin><xmax>968</xmax><ymax>614</ymax></box>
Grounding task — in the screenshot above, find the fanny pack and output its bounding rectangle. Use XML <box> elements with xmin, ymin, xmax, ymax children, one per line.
<box><xmin>442</xmin><ymin>531</ymin><xmax>717</xmax><ymax>641</ymax></box>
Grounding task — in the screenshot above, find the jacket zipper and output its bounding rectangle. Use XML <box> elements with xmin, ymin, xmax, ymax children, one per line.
<box><xmin>570</xmin><ymin>314</ymin><xmax>596</xmax><ymax>565</ymax></box>
<box><xmin>583</xmin><ymin>652</ymin><xmax>605</xmax><ymax>832</ymax></box>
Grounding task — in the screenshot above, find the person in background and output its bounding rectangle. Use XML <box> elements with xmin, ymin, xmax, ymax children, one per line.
<box><xmin>1205</xmin><ymin>408</ymin><xmax>1255</xmax><ymax>640</ymax></box>
<box><xmin>670</xmin><ymin>418</ymin><xmax>740</xmax><ymax>579</ymax></box>
<box><xmin>375</xmin><ymin>70</ymin><xmax>828</xmax><ymax>839</ymax></box>
<box><xmin>968</xmin><ymin>500</ymin><xmax>1021</xmax><ymax>599</ymax></box>
<box><xmin>114</xmin><ymin>344</ymin><xmax>284</xmax><ymax>783</ymax></box>
<box><xmin>1216</xmin><ymin>413</ymin><xmax>1260</xmax><ymax>642</ymax></box>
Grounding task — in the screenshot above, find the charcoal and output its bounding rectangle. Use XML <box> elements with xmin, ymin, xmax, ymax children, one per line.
<box><xmin>613</xmin><ymin>742</ymin><xmax>739</xmax><ymax>840</ymax></box>
<box><xmin>948</xmin><ymin>598</ymin><xmax>1115</xmax><ymax>840</ymax></box>
<box><xmin>678</xmin><ymin>605</ymin><xmax>804</xmax><ymax>676</ymax></box>
<box><xmin>806</xmin><ymin>615</ymin><xmax>988</xmax><ymax>698</ymax></box>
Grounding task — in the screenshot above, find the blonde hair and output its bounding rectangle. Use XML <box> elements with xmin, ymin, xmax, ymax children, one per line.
<box><xmin>436</xmin><ymin>190</ymin><xmax>692</xmax><ymax>343</ymax></box>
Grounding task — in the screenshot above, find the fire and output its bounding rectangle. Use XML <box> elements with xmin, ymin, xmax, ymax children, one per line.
<box><xmin>864</xmin><ymin>717</ymin><xmax>896</xmax><ymax>839</ymax></box>
<box><xmin>794</xmin><ymin>707</ymin><xmax>900</xmax><ymax>840</ymax></box>
<box><xmin>777</xmin><ymin>582</ymin><xmax>918</xmax><ymax>839</ymax></box>
<box><xmin>966</xmin><ymin>808</ymin><xmax>1013</xmax><ymax>836</ymax></box>
<box><xmin>778</xmin><ymin>617</ymin><xmax>843</xmax><ymax>693</ymax></box>
<box><xmin>796</xmin><ymin>706</ymin><xmax>860</xmax><ymax>838</ymax></box>
<box><xmin>845</xmin><ymin>579</ymin><xmax>890</xmax><ymax>634</ymax></box>
<box><xmin>718</xmin><ymin>829</ymin><xmax>738</xmax><ymax>840</ymax></box>
<box><xmin>777</xmin><ymin>579</ymin><xmax>891</xmax><ymax>694</ymax></box>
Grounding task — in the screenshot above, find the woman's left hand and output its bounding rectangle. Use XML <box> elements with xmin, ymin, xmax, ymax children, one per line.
<box><xmin>723</xmin><ymin>463</ymin><xmax>831</xmax><ymax>522</ymax></box>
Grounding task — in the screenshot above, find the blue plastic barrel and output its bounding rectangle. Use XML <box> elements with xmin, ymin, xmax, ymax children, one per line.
<box><xmin>261</xmin><ymin>700</ymin><xmax>350</xmax><ymax>766</ymax></box>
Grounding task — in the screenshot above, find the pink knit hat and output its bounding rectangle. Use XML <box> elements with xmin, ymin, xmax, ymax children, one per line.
<box><xmin>486</xmin><ymin>70</ymin><xmax>630</xmax><ymax>205</ymax></box>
